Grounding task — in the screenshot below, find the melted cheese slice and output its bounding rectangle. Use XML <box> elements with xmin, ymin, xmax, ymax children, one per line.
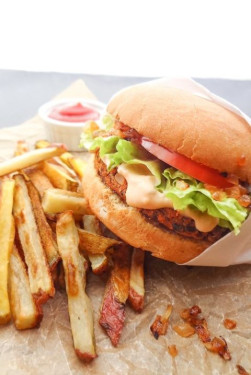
<box><xmin>117</xmin><ymin>163</ymin><xmax>219</xmax><ymax>233</ymax></box>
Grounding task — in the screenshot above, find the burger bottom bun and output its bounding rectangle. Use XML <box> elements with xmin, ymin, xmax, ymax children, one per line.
<box><xmin>82</xmin><ymin>155</ymin><xmax>210</xmax><ymax>264</ymax></box>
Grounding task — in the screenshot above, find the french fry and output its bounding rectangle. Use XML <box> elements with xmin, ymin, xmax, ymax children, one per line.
<box><xmin>35</xmin><ymin>140</ymin><xmax>50</xmax><ymax>149</ymax></box>
<box><xmin>66</xmin><ymin>157</ymin><xmax>87</xmax><ymax>179</ymax></box>
<box><xmin>56</xmin><ymin>211</ymin><xmax>96</xmax><ymax>362</ymax></box>
<box><xmin>25</xmin><ymin>168</ymin><xmax>53</xmax><ymax>197</ymax></box>
<box><xmin>87</xmin><ymin>255</ymin><xmax>108</xmax><ymax>275</ymax></box>
<box><xmin>82</xmin><ymin>215</ymin><xmax>102</xmax><ymax>235</ymax></box>
<box><xmin>82</xmin><ymin>215</ymin><xmax>108</xmax><ymax>274</ymax></box>
<box><xmin>35</xmin><ymin>139</ymin><xmax>87</xmax><ymax>179</ymax></box>
<box><xmin>0</xmin><ymin>146</ymin><xmax>66</xmax><ymax>177</ymax></box>
<box><xmin>42</xmin><ymin>160</ymin><xmax>79</xmax><ymax>192</ymax></box>
<box><xmin>9</xmin><ymin>245</ymin><xmax>43</xmax><ymax>329</ymax></box>
<box><xmin>14</xmin><ymin>140</ymin><xmax>29</xmax><ymax>156</ymax></box>
<box><xmin>128</xmin><ymin>248</ymin><xmax>145</xmax><ymax>313</ymax></box>
<box><xmin>26</xmin><ymin>180</ymin><xmax>60</xmax><ymax>269</ymax></box>
<box><xmin>13</xmin><ymin>174</ymin><xmax>55</xmax><ymax>303</ymax></box>
<box><xmin>0</xmin><ymin>177</ymin><xmax>15</xmax><ymax>324</ymax></box>
<box><xmin>99</xmin><ymin>244</ymin><xmax>131</xmax><ymax>346</ymax></box>
<box><xmin>56</xmin><ymin>261</ymin><xmax>66</xmax><ymax>290</ymax></box>
<box><xmin>47</xmin><ymin>218</ymin><xmax>57</xmax><ymax>233</ymax></box>
<box><xmin>58</xmin><ymin>152</ymin><xmax>74</xmax><ymax>168</ymax></box>
<box><xmin>54</xmin><ymin>156</ymin><xmax>79</xmax><ymax>179</ymax></box>
<box><xmin>78</xmin><ymin>228</ymin><xmax>120</xmax><ymax>255</ymax></box>
<box><xmin>42</xmin><ymin>188</ymin><xmax>88</xmax><ymax>216</ymax></box>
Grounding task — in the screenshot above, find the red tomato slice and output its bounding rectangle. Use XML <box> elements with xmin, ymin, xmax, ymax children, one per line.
<box><xmin>140</xmin><ymin>137</ymin><xmax>233</xmax><ymax>188</ymax></box>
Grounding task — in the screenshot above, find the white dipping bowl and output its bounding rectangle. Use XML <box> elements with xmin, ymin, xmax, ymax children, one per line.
<box><xmin>38</xmin><ymin>98</ymin><xmax>106</xmax><ymax>151</ymax></box>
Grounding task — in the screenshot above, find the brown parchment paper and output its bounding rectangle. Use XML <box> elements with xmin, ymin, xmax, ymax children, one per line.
<box><xmin>0</xmin><ymin>80</ymin><xmax>250</xmax><ymax>375</ymax></box>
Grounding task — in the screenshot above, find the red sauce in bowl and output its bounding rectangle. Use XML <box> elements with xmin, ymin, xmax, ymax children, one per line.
<box><xmin>49</xmin><ymin>102</ymin><xmax>100</xmax><ymax>123</ymax></box>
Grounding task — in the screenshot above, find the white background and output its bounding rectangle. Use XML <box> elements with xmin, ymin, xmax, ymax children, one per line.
<box><xmin>0</xmin><ymin>0</ymin><xmax>250</xmax><ymax>78</ymax></box>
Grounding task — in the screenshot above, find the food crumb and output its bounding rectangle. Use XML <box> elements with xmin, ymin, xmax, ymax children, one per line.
<box><xmin>173</xmin><ymin>322</ymin><xmax>195</xmax><ymax>337</ymax></box>
<box><xmin>236</xmin><ymin>364</ymin><xmax>250</xmax><ymax>375</ymax></box>
<box><xmin>167</xmin><ymin>345</ymin><xmax>178</xmax><ymax>357</ymax></box>
<box><xmin>224</xmin><ymin>318</ymin><xmax>237</xmax><ymax>330</ymax></box>
<box><xmin>180</xmin><ymin>305</ymin><xmax>231</xmax><ymax>360</ymax></box>
<box><xmin>150</xmin><ymin>305</ymin><xmax>172</xmax><ymax>340</ymax></box>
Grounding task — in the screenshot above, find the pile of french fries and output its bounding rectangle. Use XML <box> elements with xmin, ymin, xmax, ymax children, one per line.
<box><xmin>0</xmin><ymin>140</ymin><xmax>145</xmax><ymax>362</ymax></box>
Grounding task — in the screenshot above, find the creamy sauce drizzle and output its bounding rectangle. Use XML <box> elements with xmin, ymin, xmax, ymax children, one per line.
<box><xmin>117</xmin><ymin>163</ymin><xmax>219</xmax><ymax>232</ymax></box>
<box><xmin>117</xmin><ymin>164</ymin><xmax>173</xmax><ymax>209</ymax></box>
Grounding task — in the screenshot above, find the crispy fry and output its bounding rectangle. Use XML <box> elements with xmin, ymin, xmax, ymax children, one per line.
<box><xmin>25</xmin><ymin>168</ymin><xmax>53</xmax><ymax>197</ymax></box>
<box><xmin>56</xmin><ymin>211</ymin><xmax>96</xmax><ymax>362</ymax></box>
<box><xmin>42</xmin><ymin>188</ymin><xmax>88</xmax><ymax>216</ymax></box>
<box><xmin>9</xmin><ymin>245</ymin><xmax>43</xmax><ymax>329</ymax></box>
<box><xmin>99</xmin><ymin>244</ymin><xmax>131</xmax><ymax>346</ymax></box>
<box><xmin>26</xmin><ymin>180</ymin><xmax>59</xmax><ymax>269</ymax></box>
<box><xmin>35</xmin><ymin>140</ymin><xmax>50</xmax><ymax>149</ymax></box>
<box><xmin>150</xmin><ymin>305</ymin><xmax>173</xmax><ymax>340</ymax></box>
<box><xmin>83</xmin><ymin>214</ymin><xmax>102</xmax><ymax>235</ymax></box>
<box><xmin>59</xmin><ymin>152</ymin><xmax>75</xmax><ymax>168</ymax></box>
<box><xmin>78</xmin><ymin>228</ymin><xmax>120</xmax><ymax>255</ymax></box>
<box><xmin>47</xmin><ymin>218</ymin><xmax>57</xmax><ymax>233</ymax></box>
<box><xmin>14</xmin><ymin>140</ymin><xmax>29</xmax><ymax>156</ymax></box>
<box><xmin>36</xmin><ymin>140</ymin><xmax>87</xmax><ymax>179</ymax></box>
<box><xmin>13</xmin><ymin>174</ymin><xmax>55</xmax><ymax>302</ymax></box>
<box><xmin>67</xmin><ymin>157</ymin><xmax>87</xmax><ymax>179</ymax></box>
<box><xmin>42</xmin><ymin>160</ymin><xmax>79</xmax><ymax>192</ymax></box>
<box><xmin>0</xmin><ymin>177</ymin><xmax>15</xmax><ymax>324</ymax></box>
<box><xmin>57</xmin><ymin>261</ymin><xmax>66</xmax><ymax>290</ymax></box>
<box><xmin>82</xmin><ymin>215</ymin><xmax>108</xmax><ymax>274</ymax></box>
<box><xmin>128</xmin><ymin>248</ymin><xmax>145</xmax><ymax>313</ymax></box>
<box><xmin>88</xmin><ymin>254</ymin><xmax>108</xmax><ymax>274</ymax></box>
<box><xmin>0</xmin><ymin>146</ymin><xmax>66</xmax><ymax>177</ymax></box>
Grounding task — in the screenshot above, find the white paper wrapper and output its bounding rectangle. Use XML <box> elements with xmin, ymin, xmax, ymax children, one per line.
<box><xmin>154</xmin><ymin>77</ymin><xmax>251</xmax><ymax>267</ymax></box>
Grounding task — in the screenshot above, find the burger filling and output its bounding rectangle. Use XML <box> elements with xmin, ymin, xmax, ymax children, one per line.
<box><xmin>95</xmin><ymin>153</ymin><xmax>228</xmax><ymax>242</ymax></box>
<box><xmin>81</xmin><ymin>115</ymin><xmax>250</xmax><ymax>242</ymax></box>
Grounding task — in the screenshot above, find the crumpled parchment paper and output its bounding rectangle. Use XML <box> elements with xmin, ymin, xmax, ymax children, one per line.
<box><xmin>0</xmin><ymin>80</ymin><xmax>250</xmax><ymax>375</ymax></box>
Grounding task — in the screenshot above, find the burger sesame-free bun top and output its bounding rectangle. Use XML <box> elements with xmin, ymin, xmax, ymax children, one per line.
<box><xmin>107</xmin><ymin>79</ymin><xmax>251</xmax><ymax>184</ymax></box>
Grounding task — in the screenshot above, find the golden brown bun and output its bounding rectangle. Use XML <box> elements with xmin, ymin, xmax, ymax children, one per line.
<box><xmin>82</xmin><ymin>155</ymin><xmax>209</xmax><ymax>264</ymax></box>
<box><xmin>107</xmin><ymin>79</ymin><xmax>251</xmax><ymax>184</ymax></box>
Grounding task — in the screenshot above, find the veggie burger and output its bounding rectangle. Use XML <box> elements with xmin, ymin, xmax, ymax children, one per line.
<box><xmin>81</xmin><ymin>79</ymin><xmax>251</xmax><ymax>263</ymax></box>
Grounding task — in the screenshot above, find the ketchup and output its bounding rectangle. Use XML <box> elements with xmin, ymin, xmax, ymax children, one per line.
<box><xmin>49</xmin><ymin>102</ymin><xmax>100</xmax><ymax>123</ymax></box>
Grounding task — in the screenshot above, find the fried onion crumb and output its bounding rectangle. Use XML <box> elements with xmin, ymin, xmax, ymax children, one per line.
<box><xmin>150</xmin><ymin>305</ymin><xmax>173</xmax><ymax>340</ymax></box>
<box><xmin>180</xmin><ymin>305</ymin><xmax>231</xmax><ymax>361</ymax></box>
<box><xmin>167</xmin><ymin>345</ymin><xmax>178</xmax><ymax>357</ymax></box>
<box><xmin>236</xmin><ymin>364</ymin><xmax>250</xmax><ymax>375</ymax></box>
<box><xmin>224</xmin><ymin>318</ymin><xmax>237</xmax><ymax>330</ymax></box>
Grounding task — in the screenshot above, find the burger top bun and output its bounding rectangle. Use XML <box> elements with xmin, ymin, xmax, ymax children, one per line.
<box><xmin>107</xmin><ymin>80</ymin><xmax>251</xmax><ymax>184</ymax></box>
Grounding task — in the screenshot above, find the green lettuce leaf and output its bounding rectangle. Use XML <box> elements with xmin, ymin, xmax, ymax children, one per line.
<box><xmin>89</xmin><ymin>136</ymin><xmax>162</xmax><ymax>184</ymax></box>
<box><xmin>100</xmin><ymin>113</ymin><xmax>114</xmax><ymax>130</ymax></box>
<box><xmin>158</xmin><ymin>168</ymin><xmax>247</xmax><ymax>233</ymax></box>
<box><xmin>79</xmin><ymin>113</ymin><xmax>114</xmax><ymax>149</ymax></box>
<box><xmin>89</xmin><ymin>136</ymin><xmax>120</xmax><ymax>157</ymax></box>
<box><xmin>80</xmin><ymin>129</ymin><xmax>95</xmax><ymax>150</ymax></box>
